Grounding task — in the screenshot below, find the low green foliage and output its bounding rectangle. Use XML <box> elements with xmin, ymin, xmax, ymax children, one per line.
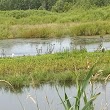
<box><xmin>0</xmin><ymin>6</ymin><xmax>110</xmax><ymax>39</ymax></box>
<box><xmin>0</xmin><ymin>50</ymin><xmax>110</xmax><ymax>87</ymax></box>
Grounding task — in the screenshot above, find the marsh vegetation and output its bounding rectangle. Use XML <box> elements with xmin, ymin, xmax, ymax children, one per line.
<box><xmin>0</xmin><ymin>0</ymin><xmax>110</xmax><ymax>109</ymax></box>
<box><xmin>0</xmin><ymin>6</ymin><xmax>110</xmax><ymax>39</ymax></box>
<box><xmin>0</xmin><ymin>50</ymin><xmax>110</xmax><ymax>87</ymax></box>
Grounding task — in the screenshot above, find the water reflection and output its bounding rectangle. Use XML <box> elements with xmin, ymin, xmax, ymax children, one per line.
<box><xmin>0</xmin><ymin>36</ymin><xmax>110</xmax><ymax>57</ymax></box>
<box><xmin>0</xmin><ymin>82</ymin><xmax>110</xmax><ymax>110</ymax></box>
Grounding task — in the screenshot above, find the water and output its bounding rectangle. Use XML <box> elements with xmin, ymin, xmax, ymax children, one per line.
<box><xmin>0</xmin><ymin>36</ymin><xmax>110</xmax><ymax>109</ymax></box>
<box><xmin>0</xmin><ymin>36</ymin><xmax>110</xmax><ymax>57</ymax></box>
<box><xmin>0</xmin><ymin>82</ymin><xmax>110</xmax><ymax>110</ymax></box>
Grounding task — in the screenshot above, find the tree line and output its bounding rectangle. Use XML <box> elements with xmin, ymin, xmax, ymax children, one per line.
<box><xmin>0</xmin><ymin>0</ymin><xmax>110</xmax><ymax>11</ymax></box>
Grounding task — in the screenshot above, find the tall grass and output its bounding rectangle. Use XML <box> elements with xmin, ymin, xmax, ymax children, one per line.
<box><xmin>56</xmin><ymin>63</ymin><xmax>100</xmax><ymax>110</ymax></box>
<box><xmin>0</xmin><ymin>21</ymin><xmax>110</xmax><ymax>39</ymax></box>
<box><xmin>0</xmin><ymin>6</ymin><xmax>110</xmax><ymax>39</ymax></box>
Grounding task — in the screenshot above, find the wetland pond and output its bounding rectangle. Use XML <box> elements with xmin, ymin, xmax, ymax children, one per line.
<box><xmin>0</xmin><ymin>82</ymin><xmax>110</xmax><ymax>110</ymax></box>
<box><xmin>0</xmin><ymin>36</ymin><xmax>110</xmax><ymax>110</ymax></box>
<box><xmin>0</xmin><ymin>36</ymin><xmax>110</xmax><ymax>57</ymax></box>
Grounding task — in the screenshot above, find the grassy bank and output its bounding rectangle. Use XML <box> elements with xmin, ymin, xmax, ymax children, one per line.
<box><xmin>0</xmin><ymin>50</ymin><xmax>110</xmax><ymax>87</ymax></box>
<box><xmin>0</xmin><ymin>6</ymin><xmax>110</xmax><ymax>39</ymax></box>
<box><xmin>1</xmin><ymin>21</ymin><xmax>110</xmax><ymax>39</ymax></box>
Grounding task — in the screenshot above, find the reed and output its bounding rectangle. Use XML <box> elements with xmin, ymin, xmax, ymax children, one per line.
<box><xmin>56</xmin><ymin>64</ymin><xmax>100</xmax><ymax>110</ymax></box>
<box><xmin>0</xmin><ymin>21</ymin><xmax>110</xmax><ymax>39</ymax></box>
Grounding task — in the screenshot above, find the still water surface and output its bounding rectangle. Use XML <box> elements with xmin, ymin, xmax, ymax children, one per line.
<box><xmin>0</xmin><ymin>36</ymin><xmax>110</xmax><ymax>57</ymax></box>
<box><xmin>0</xmin><ymin>36</ymin><xmax>110</xmax><ymax>109</ymax></box>
<box><xmin>0</xmin><ymin>82</ymin><xmax>110</xmax><ymax>110</ymax></box>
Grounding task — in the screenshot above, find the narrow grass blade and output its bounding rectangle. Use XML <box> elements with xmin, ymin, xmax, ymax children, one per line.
<box><xmin>75</xmin><ymin>84</ymin><xmax>81</xmax><ymax>110</ymax></box>
<box><xmin>0</xmin><ymin>80</ymin><xmax>25</xmax><ymax>110</ymax></box>
<box><xmin>45</xmin><ymin>95</ymin><xmax>52</xmax><ymax>110</ymax></box>
<box><xmin>81</xmin><ymin>63</ymin><xmax>96</xmax><ymax>94</ymax></box>
<box><xmin>69</xmin><ymin>106</ymin><xmax>74</xmax><ymax>110</ymax></box>
<box><xmin>65</xmin><ymin>92</ymin><xmax>72</xmax><ymax>110</ymax></box>
<box><xmin>83</xmin><ymin>91</ymin><xmax>88</xmax><ymax>105</ymax></box>
<box><xmin>82</xmin><ymin>93</ymin><xmax>100</xmax><ymax>110</ymax></box>
<box><xmin>55</xmin><ymin>86</ymin><xmax>67</xmax><ymax>110</ymax></box>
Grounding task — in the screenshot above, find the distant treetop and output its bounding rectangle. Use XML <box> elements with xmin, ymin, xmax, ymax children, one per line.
<box><xmin>0</xmin><ymin>0</ymin><xmax>110</xmax><ymax>11</ymax></box>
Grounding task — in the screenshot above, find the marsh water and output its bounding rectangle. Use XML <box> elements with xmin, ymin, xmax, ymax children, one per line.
<box><xmin>0</xmin><ymin>36</ymin><xmax>110</xmax><ymax>57</ymax></box>
<box><xmin>0</xmin><ymin>82</ymin><xmax>110</xmax><ymax>110</ymax></box>
<box><xmin>0</xmin><ymin>36</ymin><xmax>110</xmax><ymax>110</ymax></box>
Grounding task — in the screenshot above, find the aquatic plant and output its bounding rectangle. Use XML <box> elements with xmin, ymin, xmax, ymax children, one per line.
<box><xmin>56</xmin><ymin>63</ymin><xmax>100</xmax><ymax>110</ymax></box>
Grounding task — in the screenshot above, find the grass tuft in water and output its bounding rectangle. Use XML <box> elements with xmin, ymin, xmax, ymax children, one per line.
<box><xmin>56</xmin><ymin>63</ymin><xmax>100</xmax><ymax>110</ymax></box>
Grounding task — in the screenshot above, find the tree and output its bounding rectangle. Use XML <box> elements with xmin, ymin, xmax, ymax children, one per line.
<box><xmin>52</xmin><ymin>0</ymin><xmax>64</xmax><ymax>12</ymax></box>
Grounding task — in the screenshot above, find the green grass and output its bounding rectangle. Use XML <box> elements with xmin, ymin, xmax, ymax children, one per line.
<box><xmin>0</xmin><ymin>6</ymin><xmax>110</xmax><ymax>24</ymax></box>
<box><xmin>0</xmin><ymin>50</ymin><xmax>110</xmax><ymax>87</ymax></box>
<box><xmin>0</xmin><ymin>6</ymin><xmax>110</xmax><ymax>39</ymax></box>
